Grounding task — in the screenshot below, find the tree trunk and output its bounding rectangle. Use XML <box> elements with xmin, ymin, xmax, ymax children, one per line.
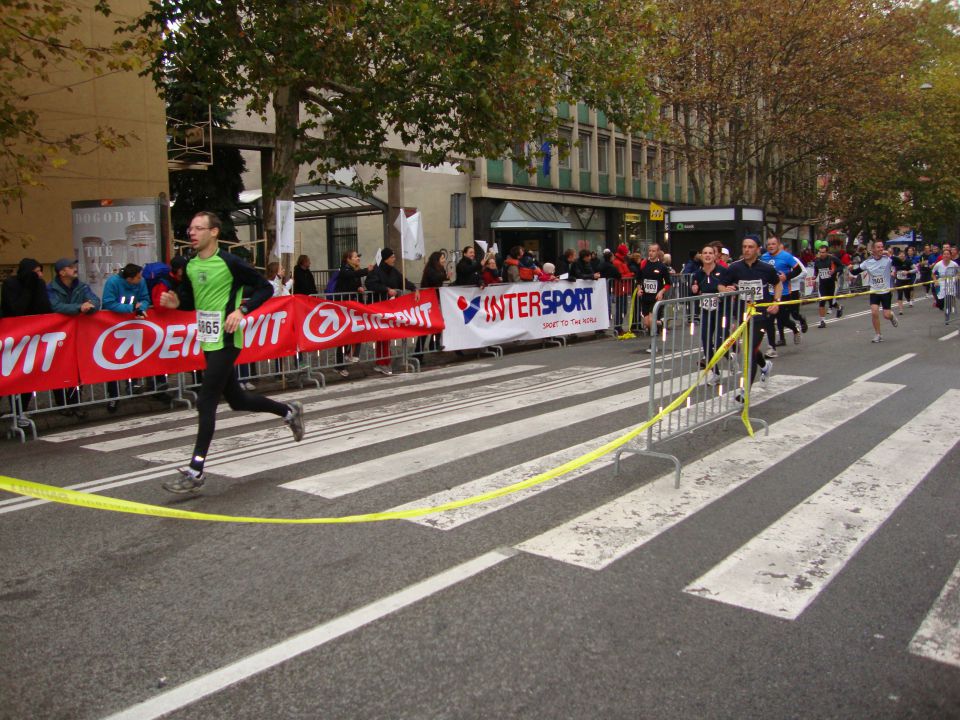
<box><xmin>263</xmin><ymin>85</ymin><xmax>301</xmax><ymax>257</ymax></box>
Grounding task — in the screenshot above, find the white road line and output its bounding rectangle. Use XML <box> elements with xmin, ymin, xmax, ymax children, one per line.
<box><xmin>284</xmin><ymin>370</ymin><xmax>707</xmax><ymax>498</ymax></box>
<box><xmin>100</xmin><ymin>549</ymin><xmax>516</xmax><ymax>720</ymax></box>
<box><xmin>81</xmin><ymin>364</ymin><xmax>549</xmax><ymax>452</ymax></box>
<box><xmin>939</xmin><ymin>330</ymin><xmax>959</xmax><ymax>341</ymax></box>
<box><xmin>515</xmin><ymin>381</ymin><xmax>899</xmax><ymax>570</ymax></box>
<box><xmin>387</xmin><ymin>376</ymin><xmax>803</xmax><ymax>529</ymax></box>
<box><xmin>852</xmin><ymin>353</ymin><xmax>915</xmax><ymax>384</ymax></box>
<box><xmin>684</xmin><ymin>390</ymin><xmax>960</xmax><ymax>620</ymax></box>
<box><xmin>135</xmin><ymin>362</ymin><xmax>657</xmax><ymax>476</ymax></box>
<box><xmin>41</xmin><ymin>362</ymin><xmax>504</xmax><ymax>443</ymax></box>
<box><xmin>909</xmin><ymin>557</ymin><xmax>960</xmax><ymax>669</ymax></box>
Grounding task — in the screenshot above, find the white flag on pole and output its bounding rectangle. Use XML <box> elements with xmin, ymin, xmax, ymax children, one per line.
<box><xmin>276</xmin><ymin>200</ymin><xmax>295</xmax><ymax>255</ymax></box>
<box><xmin>396</xmin><ymin>209</ymin><xmax>425</xmax><ymax>261</ymax></box>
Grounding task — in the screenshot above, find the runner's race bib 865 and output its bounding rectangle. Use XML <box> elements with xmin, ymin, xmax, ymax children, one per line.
<box><xmin>196</xmin><ymin>310</ymin><xmax>223</xmax><ymax>343</ymax></box>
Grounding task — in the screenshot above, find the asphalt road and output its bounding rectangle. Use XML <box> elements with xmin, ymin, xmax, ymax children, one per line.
<box><xmin>1</xmin><ymin>296</ymin><xmax>959</xmax><ymax>720</ymax></box>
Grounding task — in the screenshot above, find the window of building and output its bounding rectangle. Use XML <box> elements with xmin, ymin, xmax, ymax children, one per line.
<box><xmin>328</xmin><ymin>215</ymin><xmax>358</xmax><ymax>268</ymax></box>
<box><xmin>578</xmin><ymin>132</ymin><xmax>592</xmax><ymax>171</ymax></box>
<box><xmin>615</xmin><ymin>141</ymin><xmax>625</xmax><ymax>177</ymax></box>
<box><xmin>631</xmin><ymin>142</ymin><xmax>642</xmax><ymax>179</ymax></box>
<box><xmin>558</xmin><ymin>128</ymin><xmax>573</xmax><ymax>169</ymax></box>
<box><xmin>646</xmin><ymin>147</ymin><xmax>657</xmax><ymax>182</ymax></box>
<box><xmin>597</xmin><ymin>137</ymin><xmax>609</xmax><ymax>174</ymax></box>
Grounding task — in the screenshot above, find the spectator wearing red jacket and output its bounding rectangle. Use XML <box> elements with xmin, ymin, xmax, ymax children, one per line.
<box><xmin>611</xmin><ymin>244</ymin><xmax>635</xmax><ymax>334</ymax></box>
<box><xmin>150</xmin><ymin>256</ymin><xmax>188</xmax><ymax>308</ymax></box>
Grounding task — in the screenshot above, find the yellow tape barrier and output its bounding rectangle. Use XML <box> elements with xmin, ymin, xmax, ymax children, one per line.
<box><xmin>616</xmin><ymin>286</ymin><xmax>640</xmax><ymax>340</ymax></box>
<box><xmin>0</xmin><ymin>317</ymin><xmax>753</xmax><ymax>524</ymax></box>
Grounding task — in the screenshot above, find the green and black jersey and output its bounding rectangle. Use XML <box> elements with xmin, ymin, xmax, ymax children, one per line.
<box><xmin>177</xmin><ymin>249</ymin><xmax>273</xmax><ymax>351</ymax></box>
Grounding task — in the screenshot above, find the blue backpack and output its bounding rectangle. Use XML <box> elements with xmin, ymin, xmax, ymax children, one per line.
<box><xmin>324</xmin><ymin>270</ymin><xmax>340</xmax><ymax>296</ymax></box>
<box><xmin>142</xmin><ymin>261</ymin><xmax>172</xmax><ymax>292</ymax></box>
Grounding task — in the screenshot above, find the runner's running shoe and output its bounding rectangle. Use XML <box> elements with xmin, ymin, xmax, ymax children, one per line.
<box><xmin>760</xmin><ymin>361</ymin><xmax>773</xmax><ymax>381</ymax></box>
<box><xmin>285</xmin><ymin>401</ymin><xmax>305</xmax><ymax>442</ymax></box>
<box><xmin>163</xmin><ymin>467</ymin><xmax>205</xmax><ymax>494</ymax></box>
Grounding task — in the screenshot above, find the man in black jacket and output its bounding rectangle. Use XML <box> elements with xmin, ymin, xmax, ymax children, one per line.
<box><xmin>2</xmin><ymin>258</ymin><xmax>52</xmax><ymax>427</ymax></box>
<box><xmin>364</xmin><ymin>248</ymin><xmax>418</xmax><ymax>375</ymax></box>
<box><xmin>569</xmin><ymin>249</ymin><xmax>600</xmax><ymax>281</ymax></box>
<box><xmin>293</xmin><ymin>254</ymin><xmax>318</xmax><ymax>295</ymax></box>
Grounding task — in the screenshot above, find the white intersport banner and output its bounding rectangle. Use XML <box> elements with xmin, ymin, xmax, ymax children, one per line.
<box><xmin>440</xmin><ymin>280</ymin><xmax>609</xmax><ymax>351</ymax></box>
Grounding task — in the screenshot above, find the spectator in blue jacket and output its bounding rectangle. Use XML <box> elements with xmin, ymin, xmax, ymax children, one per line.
<box><xmin>102</xmin><ymin>263</ymin><xmax>150</xmax><ymax>315</ymax></box>
<box><xmin>100</xmin><ymin>263</ymin><xmax>150</xmax><ymax>412</ymax></box>
<box><xmin>48</xmin><ymin>258</ymin><xmax>101</xmax><ymax>417</ymax></box>
<box><xmin>48</xmin><ymin>258</ymin><xmax>100</xmax><ymax>316</ymax></box>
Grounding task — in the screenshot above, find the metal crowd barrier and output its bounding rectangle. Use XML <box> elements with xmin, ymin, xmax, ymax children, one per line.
<box><xmin>4</xmin><ymin>374</ymin><xmax>196</xmax><ymax>443</ymax></box>
<box><xmin>613</xmin><ymin>289</ymin><xmax>768</xmax><ymax>487</ymax></box>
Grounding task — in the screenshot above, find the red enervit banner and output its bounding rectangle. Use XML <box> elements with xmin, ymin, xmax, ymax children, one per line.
<box><xmin>0</xmin><ymin>314</ymin><xmax>80</xmax><ymax>395</ymax></box>
<box><xmin>294</xmin><ymin>290</ymin><xmax>444</xmax><ymax>351</ymax></box>
<box><xmin>76</xmin><ymin>309</ymin><xmax>205</xmax><ymax>384</ymax></box>
<box><xmin>2</xmin><ymin>292</ymin><xmax>444</xmax><ymax>391</ymax></box>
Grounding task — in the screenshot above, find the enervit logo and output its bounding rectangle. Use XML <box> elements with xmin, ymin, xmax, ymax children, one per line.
<box><xmin>240</xmin><ymin>311</ymin><xmax>287</xmax><ymax>347</ymax></box>
<box><xmin>93</xmin><ymin>320</ymin><xmax>200</xmax><ymax>371</ymax></box>
<box><xmin>302</xmin><ymin>302</ymin><xmax>351</xmax><ymax>344</ymax></box>
<box><xmin>303</xmin><ymin>300</ymin><xmax>436</xmax><ymax>344</ymax></box>
<box><xmin>1</xmin><ymin>332</ymin><xmax>66</xmax><ymax>376</ymax></box>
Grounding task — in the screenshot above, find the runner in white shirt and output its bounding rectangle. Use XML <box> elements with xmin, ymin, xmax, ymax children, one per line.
<box><xmin>849</xmin><ymin>239</ymin><xmax>899</xmax><ymax>343</ymax></box>
<box><xmin>932</xmin><ymin>249</ymin><xmax>959</xmax><ymax>325</ymax></box>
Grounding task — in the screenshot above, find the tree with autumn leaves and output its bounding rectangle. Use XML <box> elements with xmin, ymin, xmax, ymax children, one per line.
<box><xmin>0</xmin><ymin>0</ymin><xmax>147</xmax><ymax>244</ymax></box>
<box><xmin>132</xmin><ymin>0</ymin><xmax>660</xmax><ymax>252</ymax></box>
<box><xmin>654</xmin><ymin>0</ymin><xmax>933</xmax><ymax>238</ymax></box>
<box><xmin>826</xmin><ymin>0</ymin><xmax>960</xmax><ymax>244</ymax></box>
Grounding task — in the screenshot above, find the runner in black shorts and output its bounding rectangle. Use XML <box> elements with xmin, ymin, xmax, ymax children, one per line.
<box><xmin>849</xmin><ymin>239</ymin><xmax>898</xmax><ymax>343</ymax></box>
<box><xmin>638</xmin><ymin>243</ymin><xmax>672</xmax><ymax>347</ymax></box>
<box><xmin>813</xmin><ymin>245</ymin><xmax>843</xmax><ymax>328</ymax></box>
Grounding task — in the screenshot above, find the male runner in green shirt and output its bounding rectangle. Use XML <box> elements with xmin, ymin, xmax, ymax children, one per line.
<box><xmin>158</xmin><ymin>211</ymin><xmax>304</xmax><ymax>493</ymax></box>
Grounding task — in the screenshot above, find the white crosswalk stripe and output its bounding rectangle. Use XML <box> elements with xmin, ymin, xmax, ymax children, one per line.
<box><xmin>133</xmin><ymin>360</ymin><xmax>657</xmax><ymax>476</ymax></box>
<box><xmin>283</xmin><ymin>370</ymin><xmax>704</xmax><ymax>498</ymax></box>
<box><xmin>515</xmin><ymin>381</ymin><xmax>899</xmax><ymax>570</ymax></box>
<box><xmin>909</xmin><ymin>557</ymin><xmax>960</xmax><ymax>669</ymax></box>
<box><xmin>39</xmin><ymin>361</ymin><xmax>506</xmax><ymax>444</ymax></box>
<box><xmin>386</xmin><ymin>375</ymin><xmax>803</xmax><ymax>529</ymax></box>
<box><xmin>684</xmin><ymin>390</ymin><xmax>960</xmax><ymax>620</ymax></box>
<box><xmin>79</xmin><ymin>364</ymin><xmax>547</xmax><ymax>452</ymax></box>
